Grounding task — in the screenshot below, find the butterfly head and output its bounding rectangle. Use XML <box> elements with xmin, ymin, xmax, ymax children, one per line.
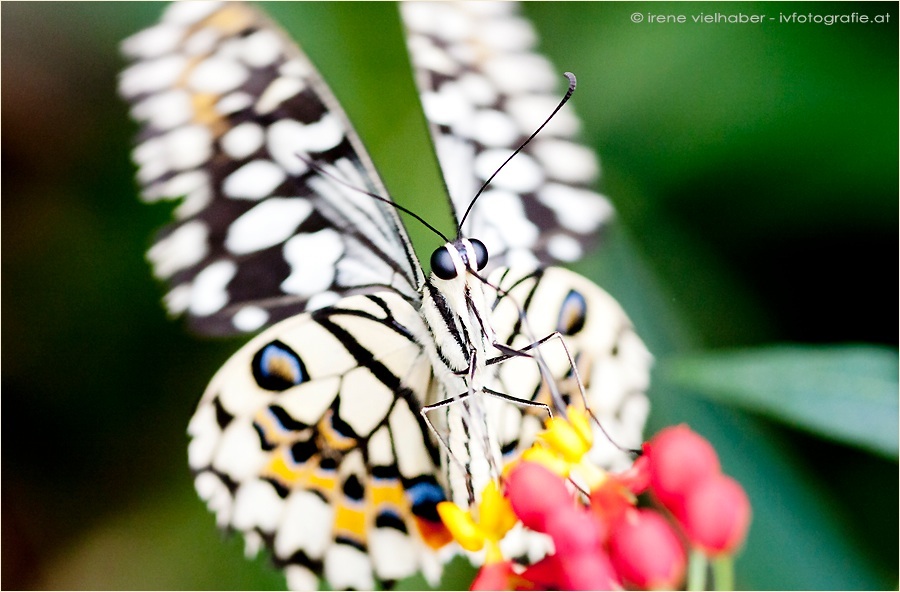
<box><xmin>430</xmin><ymin>238</ymin><xmax>489</xmax><ymax>282</ymax></box>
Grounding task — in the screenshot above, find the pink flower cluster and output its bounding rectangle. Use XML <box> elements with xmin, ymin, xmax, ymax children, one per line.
<box><xmin>646</xmin><ymin>425</ymin><xmax>752</xmax><ymax>559</ymax></box>
<box><xmin>443</xmin><ymin>414</ymin><xmax>751</xmax><ymax>591</ymax></box>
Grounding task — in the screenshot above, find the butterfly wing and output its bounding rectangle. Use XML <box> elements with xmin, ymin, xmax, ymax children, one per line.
<box><xmin>188</xmin><ymin>292</ymin><xmax>453</xmax><ymax>589</ymax></box>
<box><xmin>486</xmin><ymin>265</ymin><xmax>652</xmax><ymax>471</ymax></box>
<box><xmin>120</xmin><ymin>2</ymin><xmax>422</xmax><ymax>336</ymax></box>
<box><xmin>400</xmin><ymin>2</ymin><xmax>614</xmax><ymax>270</ymax></box>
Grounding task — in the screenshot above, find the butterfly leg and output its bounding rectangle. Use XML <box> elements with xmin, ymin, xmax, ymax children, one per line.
<box><xmin>465</xmin><ymin>348</ymin><xmax>507</xmax><ymax>493</ymax></box>
<box><xmin>488</xmin><ymin>331</ymin><xmax>590</xmax><ymax>418</ymax></box>
<box><xmin>419</xmin><ymin>388</ymin><xmax>482</xmax><ymax>506</ymax></box>
<box><xmin>419</xmin><ymin>348</ymin><xmax>512</xmax><ymax>508</ymax></box>
<box><xmin>497</xmin><ymin>332</ymin><xmax>641</xmax><ymax>456</ymax></box>
<box><xmin>480</xmin><ymin>386</ymin><xmax>552</xmax><ymax>420</ymax></box>
<box><xmin>489</xmin><ymin>332</ymin><xmax>637</xmax><ymax>456</ymax></box>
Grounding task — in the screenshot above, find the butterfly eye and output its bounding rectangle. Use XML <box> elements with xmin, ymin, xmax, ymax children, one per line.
<box><xmin>430</xmin><ymin>245</ymin><xmax>458</xmax><ymax>280</ymax></box>
<box><xmin>557</xmin><ymin>289</ymin><xmax>587</xmax><ymax>335</ymax></box>
<box><xmin>252</xmin><ymin>340</ymin><xmax>308</xmax><ymax>391</ymax></box>
<box><xmin>470</xmin><ymin>239</ymin><xmax>489</xmax><ymax>271</ymax></box>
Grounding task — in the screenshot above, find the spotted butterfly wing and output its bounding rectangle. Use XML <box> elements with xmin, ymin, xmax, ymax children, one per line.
<box><xmin>120</xmin><ymin>1</ymin><xmax>422</xmax><ymax>336</ymax></box>
<box><xmin>188</xmin><ymin>292</ymin><xmax>452</xmax><ymax>589</ymax></box>
<box><xmin>401</xmin><ymin>2</ymin><xmax>614</xmax><ymax>270</ymax></box>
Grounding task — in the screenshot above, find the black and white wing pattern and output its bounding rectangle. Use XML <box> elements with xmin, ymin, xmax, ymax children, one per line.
<box><xmin>120</xmin><ymin>1</ymin><xmax>422</xmax><ymax>336</ymax></box>
<box><xmin>187</xmin><ymin>292</ymin><xmax>452</xmax><ymax>590</ymax></box>
<box><xmin>401</xmin><ymin>2</ymin><xmax>614</xmax><ymax>270</ymax></box>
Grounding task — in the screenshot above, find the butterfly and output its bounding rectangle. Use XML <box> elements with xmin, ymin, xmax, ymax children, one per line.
<box><xmin>119</xmin><ymin>2</ymin><xmax>651</xmax><ymax>589</ymax></box>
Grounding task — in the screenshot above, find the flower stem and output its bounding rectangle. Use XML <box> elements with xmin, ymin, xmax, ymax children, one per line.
<box><xmin>712</xmin><ymin>555</ymin><xmax>735</xmax><ymax>591</ymax></box>
<box><xmin>687</xmin><ymin>549</ymin><xmax>708</xmax><ymax>591</ymax></box>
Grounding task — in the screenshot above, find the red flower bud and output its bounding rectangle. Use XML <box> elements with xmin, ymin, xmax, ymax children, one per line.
<box><xmin>544</xmin><ymin>504</ymin><xmax>605</xmax><ymax>557</ymax></box>
<box><xmin>646</xmin><ymin>425</ymin><xmax>720</xmax><ymax>517</ymax></box>
<box><xmin>506</xmin><ymin>462</ymin><xmax>619</xmax><ymax>590</ymax></box>
<box><xmin>608</xmin><ymin>508</ymin><xmax>687</xmax><ymax>590</ymax></box>
<box><xmin>617</xmin><ymin>453</ymin><xmax>652</xmax><ymax>495</ymax></box>
<box><xmin>524</xmin><ymin>549</ymin><xmax>621</xmax><ymax>590</ymax></box>
<box><xmin>470</xmin><ymin>560</ymin><xmax>525</xmax><ymax>591</ymax></box>
<box><xmin>680</xmin><ymin>474</ymin><xmax>751</xmax><ymax>555</ymax></box>
<box><xmin>589</xmin><ymin>476</ymin><xmax>634</xmax><ymax>527</ymax></box>
<box><xmin>520</xmin><ymin>554</ymin><xmax>563</xmax><ymax>590</ymax></box>
<box><xmin>505</xmin><ymin>461</ymin><xmax>572</xmax><ymax>532</ymax></box>
<box><xmin>556</xmin><ymin>549</ymin><xmax>621</xmax><ymax>590</ymax></box>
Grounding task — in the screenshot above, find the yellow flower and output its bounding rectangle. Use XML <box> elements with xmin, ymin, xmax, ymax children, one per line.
<box><xmin>437</xmin><ymin>480</ymin><xmax>517</xmax><ymax>564</ymax></box>
<box><xmin>538</xmin><ymin>406</ymin><xmax>593</xmax><ymax>464</ymax></box>
<box><xmin>524</xmin><ymin>406</ymin><xmax>607</xmax><ymax>490</ymax></box>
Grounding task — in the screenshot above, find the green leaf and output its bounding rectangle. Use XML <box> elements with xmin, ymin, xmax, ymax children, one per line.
<box><xmin>660</xmin><ymin>345</ymin><xmax>898</xmax><ymax>459</ymax></box>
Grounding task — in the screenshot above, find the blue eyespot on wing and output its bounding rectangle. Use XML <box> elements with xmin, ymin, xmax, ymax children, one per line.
<box><xmin>252</xmin><ymin>340</ymin><xmax>309</xmax><ymax>391</ymax></box>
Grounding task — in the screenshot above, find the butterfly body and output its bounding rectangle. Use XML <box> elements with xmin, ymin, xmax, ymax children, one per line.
<box><xmin>421</xmin><ymin>239</ymin><xmax>494</xmax><ymax>382</ymax></box>
<box><xmin>120</xmin><ymin>2</ymin><xmax>651</xmax><ymax>588</ymax></box>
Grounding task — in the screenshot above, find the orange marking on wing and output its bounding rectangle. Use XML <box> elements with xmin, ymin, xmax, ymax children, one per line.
<box><xmin>415</xmin><ymin>516</ymin><xmax>454</xmax><ymax>550</ymax></box>
<box><xmin>318</xmin><ymin>410</ymin><xmax>358</xmax><ymax>452</ymax></box>
<box><xmin>203</xmin><ymin>3</ymin><xmax>257</xmax><ymax>35</ymax></box>
<box><xmin>254</xmin><ymin>408</ymin><xmax>312</xmax><ymax>449</ymax></box>
<box><xmin>191</xmin><ymin>92</ymin><xmax>227</xmax><ymax>135</ymax></box>
<box><xmin>176</xmin><ymin>4</ymin><xmax>258</xmax><ymax>135</ymax></box>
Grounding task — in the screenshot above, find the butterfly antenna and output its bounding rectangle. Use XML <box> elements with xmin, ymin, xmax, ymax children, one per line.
<box><xmin>456</xmin><ymin>72</ymin><xmax>578</xmax><ymax>236</ymax></box>
<box><xmin>297</xmin><ymin>154</ymin><xmax>450</xmax><ymax>243</ymax></box>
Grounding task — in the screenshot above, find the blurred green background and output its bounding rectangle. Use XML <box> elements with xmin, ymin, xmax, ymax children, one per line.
<box><xmin>3</xmin><ymin>1</ymin><xmax>897</xmax><ymax>589</ymax></box>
